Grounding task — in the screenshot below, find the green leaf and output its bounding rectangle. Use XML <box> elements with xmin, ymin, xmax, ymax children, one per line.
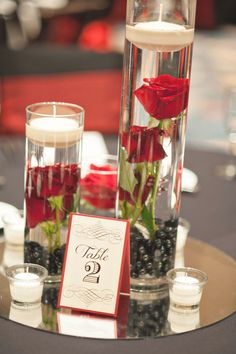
<box><xmin>119</xmin><ymin>148</ymin><xmax>137</xmax><ymax>194</ymax></box>
<box><xmin>48</xmin><ymin>195</ymin><xmax>63</xmax><ymax>211</ymax></box>
<box><xmin>141</xmin><ymin>205</ymin><xmax>156</xmax><ymax>237</ymax></box>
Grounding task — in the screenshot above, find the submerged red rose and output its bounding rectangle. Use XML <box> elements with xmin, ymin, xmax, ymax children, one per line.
<box><xmin>121</xmin><ymin>125</ymin><xmax>166</xmax><ymax>163</ymax></box>
<box><xmin>25</xmin><ymin>163</ymin><xmax>80</xmax><ymax>228</ymax></box>
<box><xmin>80</xmin><ymin>164</ymin><xmax>117</xmax><ymax>209</ymax></box>
<box><xmin>134</xmin><ymin>74</ymin><xmax>189</xmax><ymax>119</ymax></box>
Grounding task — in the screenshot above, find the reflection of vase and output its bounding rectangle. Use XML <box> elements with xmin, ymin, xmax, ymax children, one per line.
<box><xmin>24</xmin><ymin>102</ymin><xmax>84</xmax><ymax>282</ymax></box>
<box><xmin>127</xmin><ymin>291</ymin><xmax>169</xmax><ymax>337</ymax></box>
<box><xmin>41</xmin><ymin>284</ymin><xmax>60</xmax><ymax>331</ymax></box>
<box><xmin>117</xmin><ymin>0</ymin><xmax>196</xmax><ymax>292</ymax></box>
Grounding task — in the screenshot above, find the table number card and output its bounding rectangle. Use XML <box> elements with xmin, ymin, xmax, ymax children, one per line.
<box><xmin>58</xmin><ymin>213</ymin><xmax>130</xmax><ymax>317</ymax></box>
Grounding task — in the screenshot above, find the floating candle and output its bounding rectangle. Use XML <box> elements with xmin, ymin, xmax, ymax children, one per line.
<box><xmin>26</xmin><ymin>117</ymin><xmax>83</xmax><ymax>148</ymax></box>
<box><xmin>126</xmin><ymin>21</ymin><xmax>194</xmax><ymax>51</ymax></box>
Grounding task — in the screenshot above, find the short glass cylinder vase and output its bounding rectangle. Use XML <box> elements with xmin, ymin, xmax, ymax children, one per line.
<box><xmin>117</xmin><ymin>0</ymin><xmax>197</xmax><ymax>293</ymax></box>
<box><xmin>24</xmin><ymin>102</ymin><xmax>84</xmax><ymax>282</ymax></box>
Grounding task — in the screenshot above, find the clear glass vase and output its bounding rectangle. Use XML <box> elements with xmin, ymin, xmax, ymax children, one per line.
<box><xmin>117</xmin><ymin>0</ymin><xmax>197</xmax><ymax>293</ymax></box>
<box><xmin>24</xmin><ymin>102</ymin><xmax>84</xmax><ymax>282</ymax></box>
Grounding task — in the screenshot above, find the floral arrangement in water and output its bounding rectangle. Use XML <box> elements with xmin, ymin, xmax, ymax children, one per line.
<box><xmin>25</xmin><ymin>163</ymin><xmax>80</xmax><ymax>271</ymax></box>
<box><xmin>119</xmin><ymin>74</ymin><xmax>189</xmax><ymax>238</ymax></box>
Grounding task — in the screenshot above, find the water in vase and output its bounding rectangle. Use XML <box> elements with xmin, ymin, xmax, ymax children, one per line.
<box><xmin>118</xmin><ymin>20</ymin><xmax>194</xmax><ymax>291</ymax></box>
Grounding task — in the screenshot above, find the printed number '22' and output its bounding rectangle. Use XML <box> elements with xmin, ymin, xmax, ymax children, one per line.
<box><xmin>83</xmin><ymin>261</ymin><xmax>101</xmax><ymax>284</ymax></box>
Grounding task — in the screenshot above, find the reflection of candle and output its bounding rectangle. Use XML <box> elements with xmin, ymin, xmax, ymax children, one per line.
<box><xmin>26</xmin><ymin>117</ymin><xmax>83</xmax><ymax>147</ymax></box>
<box><xmin>168</xmin><ymin>307</ymin><xmax>200</xmax><ymax>333</ymax></box>
<box><xmin>10</xmin><ymin>273</ymin><xmax>43</xmax><ymax>304</ymax></box>
<box><xmin>10</xmin><ymin>302</ymin><xmax>42</xmax><ymax>328</ymax></box>
<box><xmin>126</xmin><ymin>21</ymin><xmax>194</xmax><ymax>51</ymax></box>
<box><xmin>170</xmin><ymin>276</ymin><xmax>201</xmax><ymax>307</ymax></box>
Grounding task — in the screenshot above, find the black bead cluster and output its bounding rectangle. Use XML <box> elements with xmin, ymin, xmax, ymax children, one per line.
<box><xmin>127</xmin><ymin>296</ymin><xmax>169</xmax><ymax>337</ymax></box>
<box><xmin>42</xmin><ymin>286</ymin><xmax>59</xmax><ymax>309</ymax></box>
<box><xmin>130</xmin><ymin>219</ymin><xmax>178</xmax><ymax>279</ymax></box>
<box><xmin>24</xmin><ymin>241</ymin><xmax>66</xmax><ymax>276</ymax></box>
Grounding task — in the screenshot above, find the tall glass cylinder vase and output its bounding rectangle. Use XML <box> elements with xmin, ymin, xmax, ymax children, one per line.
<box><xmin>24</xmin><ymin>102</ymin><xmax>84</xmax><ymax>282</ymax></box>
<box><xmin>117</xmin><ymin>0</ymin><xmax>197</xmax><ymax>293</ymax></box>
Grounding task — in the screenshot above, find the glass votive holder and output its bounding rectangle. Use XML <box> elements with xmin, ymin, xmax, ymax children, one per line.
<box><xmin>176</xmin><ymin>218</ymin><xmax>190</xmax><ymax>251</ymax></box>
<box><xmin>2</xmin><ymin>210</ymin><xmax>24</xmax><ymax>246</ymax></box>
<box><xmin>167</xmin><ymin>267</ymin><xmax>208</xmax><ymax>311</ymax></box>
<box><xmin>6</xmin><ymin>263</ymin><xmax>48</xmax><ymax>306</ymax></box>
<box><xmin>80</xmin><ymin>154</ymin><xmax>118</xmax><ymax>217</ymax></box>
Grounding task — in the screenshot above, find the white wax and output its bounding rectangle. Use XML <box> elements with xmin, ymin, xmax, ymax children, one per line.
<box><xmin>10</xmin><ymin>272</ymin><xmax>43</xmax><ymax>303</ymax></box>
<box><xmin>126</xmin><ymin>21</ymin><xmax>194</xmax><ymax>51</ymax></box>
<box><xmin>26</xmin><ymin>117</ymin><xmax>83</xmax><ymax>147</ymax></box>
<box><xmin>4</xmin><ymin>220</ymin><xmax>24</xmax><ymax>245</ymax></box>
<box><xmin>170</xmin><ymin>275</ymin><xmax>201</xmax><ymax>306</ymax></box>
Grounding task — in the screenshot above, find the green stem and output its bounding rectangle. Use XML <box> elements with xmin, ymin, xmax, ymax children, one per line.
<box><xmin>149</xmin><ymin>120</ymin><xmax>166</xmax><ymax>230</ymax></box>
<box><xmin>130</xmin><ymin>163</ymin><xmax>147</xmax><ymax>227</ymax></box>
<box><xmin>55</xmin><ymin>205</ymin><xmax>61</xmax><ymax>249</ymax></box>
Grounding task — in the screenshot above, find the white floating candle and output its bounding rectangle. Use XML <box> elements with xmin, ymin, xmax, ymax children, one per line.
<box><xmin>26</xmin><ymin>117</ymin><xmax>83</xmax><ymax>148</ymax></box>
<box><xmin>10</xmin><ymin>272</ymin><xmax>43</xmax><ymax>304</ymax></box>
<box><xmin>126</xmin><ymin>21</ymin><xmax>194</xmax><ymax>51</ymax></box>
<box><xmin>169</xmin><ymin>275</ymin><xmax>201</xmax><ymax>307</ymax></box>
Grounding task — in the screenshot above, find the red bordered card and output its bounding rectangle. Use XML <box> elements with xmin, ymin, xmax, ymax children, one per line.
<box><xmin>58</xmin><ymin>213</ymin><xmax>130</xmax><ymax>317</ymax></box>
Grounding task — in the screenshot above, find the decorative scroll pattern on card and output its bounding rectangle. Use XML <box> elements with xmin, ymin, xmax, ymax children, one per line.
<box><xmin>63</xmin><ymin>286</ymin><xmax>114</xmax><ymax>305</ymax></box>
<box><xmin>73</xmin><ymin>221</ymin><xmax>122</xmax><ymax>244</ymax></box>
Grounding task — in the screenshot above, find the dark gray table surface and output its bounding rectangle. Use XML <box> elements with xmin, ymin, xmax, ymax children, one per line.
<box><xmin>0</xmin><ymin>136</ymin><xmax>235</xmax><ymax>354</ymax></box>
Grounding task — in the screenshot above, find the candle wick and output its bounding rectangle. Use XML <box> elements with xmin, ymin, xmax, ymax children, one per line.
<box><xmin>158</xmin><ymin>3</ymin><xmax>163</xmax><ymax>22</ymax></box>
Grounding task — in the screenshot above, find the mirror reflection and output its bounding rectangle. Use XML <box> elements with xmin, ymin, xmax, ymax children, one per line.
<box><xmin>0</xmin><ymin>236</ymin><xmax>235</xmax><ymax>339</ymax></box>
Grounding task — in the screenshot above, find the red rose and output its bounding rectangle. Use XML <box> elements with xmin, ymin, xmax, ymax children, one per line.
<box><xmin>25</xmin><ymin>163</ymin><xmax>80</xmax><ymax>228</ymax></box>
<box><xmin>121</xmin><ymin>126</ymin><xmax>166</xmax><ymax>163</ymax></box>
<box><xmin>28</xmin><ymin>164</ymin><xmax>79</xmax><ymax>198</ymax></box>
<box><xmin>80</xmin><ymin>164</ymin><xmax>117</xmax><ymax>209</ymax></box>
<box><xmin>134</xmin><ymin>74</ymin><xmax>189</xmax><ymax>119</ymax></box>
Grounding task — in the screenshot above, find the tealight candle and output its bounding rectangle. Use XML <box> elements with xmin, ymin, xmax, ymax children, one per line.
<box><xmin>6</xmin><ymin>264</ymin><xmax>48</xmax><ymax>305</ymax></box>
<box><xmin>167</xmin><ymin>267</ymin><xmax>208</xmax><ymax>310</ymax></box>
<box><xmin>126</xmin><ymin>21</ymin><xmax>194</xmax><ymax>51</ymax></box>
